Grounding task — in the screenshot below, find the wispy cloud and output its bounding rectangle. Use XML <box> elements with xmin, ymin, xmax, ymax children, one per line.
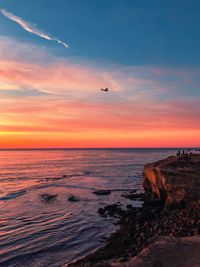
<box><xmin>0</xmin><ymin>8</ymin><xmax>69</xmax><ymax>48</ymax></box>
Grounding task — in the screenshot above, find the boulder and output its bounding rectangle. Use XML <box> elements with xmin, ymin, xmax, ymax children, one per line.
<box><xmin>143</xmin><ymin>154</ymin><xmax>200</xmax><ymax>207</ymax></box>
<box><xmin>68</xmin><ymin>195</ymin><xmax>79</xmax><ymax>202</ymax></box>
<box><xmin>120</xmin><ymin>236</ymin><xmax>200</xmax><ymax>267</ymax></box>
<box><xmin>93</xmin><ymin>190</ymin><xmax>111</xmax><ymax>195</ymax></box>
<box><xmin>40</xmin><ymin>193</ymin><xmax>57</xmax><ymax>203</ymax></box>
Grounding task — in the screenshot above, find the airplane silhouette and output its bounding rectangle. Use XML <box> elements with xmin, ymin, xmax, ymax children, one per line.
<box><xmin>101</xmin><ymin>88</ymin><xmax>109</xmax><ymax>92</ymax></box>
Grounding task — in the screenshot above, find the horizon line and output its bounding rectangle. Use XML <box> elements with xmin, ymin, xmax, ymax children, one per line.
<box><xmin>0</xmin><ymin>147</ymin><xmax>199</xmax><ymax>151</ymax></box>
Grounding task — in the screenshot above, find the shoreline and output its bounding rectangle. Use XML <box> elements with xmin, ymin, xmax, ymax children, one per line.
<box><xmin>69</xmin><ymin>154</ymin><xmax>200</xmax><ymax>267</ymax></box>
<box><xmin>69</xmin><ymin>199</ymin><xmax>200</xmax><ymax>267</ymax></box>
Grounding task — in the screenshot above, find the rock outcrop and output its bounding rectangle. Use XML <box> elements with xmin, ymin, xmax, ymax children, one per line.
<box><xmin>93</xmin><ymin>190</ymin><xmax>111</xmax><ymax>195</ymax></box>
<box><xmin>116</xmin><ymin>235</ymin><xmax>200</xmax><ymax>267</ymax></box>
<box><xmin>143</xmin><ymin>154</ymin><xmax>200</xmax><ymax>206</ymax></box>
<box><xmin>69</xmin><ymin>155</ymin><xmax>200</xmax><ymax>267</ymax></box>
<box><xmin>68</xmin><ymin>194</ymin><xmax>80</xmax><ymax>202</ymax></box>
<box><xmin>40</xmin><ymin>193</ymin><xmax>58</xmax><ymax>203</ymax></box>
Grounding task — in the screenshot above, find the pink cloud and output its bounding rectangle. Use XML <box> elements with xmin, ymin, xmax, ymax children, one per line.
<box><xmin>0</xmin><ymin>37</ymin><xmax>169</xmax><ymax>100</ymax></box>
<box><xmin>0</xmin><ymin>37</ymin><xmax>200</xmax><ymax>147</ymax></box>
<box><xmin>0</xmin><ymin>59</ymin><xmax>121</xmax><ymax>95</ymax></box>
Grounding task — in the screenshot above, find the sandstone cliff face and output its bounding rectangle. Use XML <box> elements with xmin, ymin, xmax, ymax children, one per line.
<box><xmin>143</xmin><ymin>154</ymin><xmax>200</xmax><ymax>206</ymax></box>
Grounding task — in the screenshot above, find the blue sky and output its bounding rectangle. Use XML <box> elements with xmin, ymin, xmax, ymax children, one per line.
<box><xmin>1</xmin><ymin>0</ymin><xmax>200</xmax><ymax>66</ymax></box>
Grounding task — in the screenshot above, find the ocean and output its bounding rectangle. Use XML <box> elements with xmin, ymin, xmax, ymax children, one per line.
<box><xmin>0</xmin><ymin>148</ymin><xmax>177</xmax><ymax>267</ymax></box>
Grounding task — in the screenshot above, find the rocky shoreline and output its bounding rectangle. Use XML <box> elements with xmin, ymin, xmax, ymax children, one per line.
<box><xmin>69</xmin><ymin>154</ymin><xmax>200</xmax><ymax>267</ymax></box>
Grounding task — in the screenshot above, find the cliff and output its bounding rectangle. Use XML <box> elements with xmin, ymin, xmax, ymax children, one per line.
<box><xmin>69</xmin><ymin>154</ymin><xmax>200</xmax><ymax>266</ymax></box>
<box><xmin>143</xmin><ymin>154</ymin><xmax>200</xmax><ymax>206</ymax></box>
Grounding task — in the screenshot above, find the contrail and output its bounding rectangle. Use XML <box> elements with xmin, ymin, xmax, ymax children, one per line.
<box><xmin>0</xmin><ymin>8</ymin><xmax>69</xmax><ymax>48</ymax></box>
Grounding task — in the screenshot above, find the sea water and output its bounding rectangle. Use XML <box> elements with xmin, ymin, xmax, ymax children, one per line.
<box><xmin>0</xmin><ymin>148</ymin><xmax>177</xmax><ymax>266</ymax></box>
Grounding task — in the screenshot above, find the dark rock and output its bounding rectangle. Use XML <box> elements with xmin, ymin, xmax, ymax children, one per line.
<box><xmin>70</xmin><ymin>200</ymin><xmax>200</xmax><ymax>266</ymax></box>
<box><xmin>98</xmin><ymin>208</ymin><xmax>105</xmax><ymax>215</ymax></box>
<box><xmin>93</xmin><ymin>190</ymin><xmax>111</xmax><ymax>195</ymax></box>
<box><xmin>98</xmin><ymin>204</ymin><xmax>124</xmax><ymax>218</ymax></box>
<box><xmin>122</xmin><ymin>192</ymin><xmax>145</xmax><ymax>201</ymax></box>
<box><xmin>68</xmin><ymin>195</ymin><xmax>79</xmax><ymax>202</ymax></box>
<box><xmin>40</xmin><ymin>193</ymin><xmax>57</xmax><ymax>203</ymax></box>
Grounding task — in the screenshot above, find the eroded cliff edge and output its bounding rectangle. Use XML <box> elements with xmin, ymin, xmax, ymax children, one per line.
<box><xmin>143</xmin><ymin>154</ymin><xmax>200</xmax><ymax>206</ymax></box>
<box><xmin>69</xmin><ymin>154</ymin><xmax>200</xmax><ymax>267</ymax></box>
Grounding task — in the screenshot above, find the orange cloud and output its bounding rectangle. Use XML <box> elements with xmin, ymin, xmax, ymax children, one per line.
<box><xmin>0</xmin><ymin>59</ymin><xmax>121</xmax><ymax>95</ymax></box>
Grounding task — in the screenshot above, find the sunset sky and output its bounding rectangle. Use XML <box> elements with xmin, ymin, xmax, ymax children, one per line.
<box><xmin>0</xmin><ymin>0</ymin><xmax>200</xmax><ymax>148</ymax></box>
